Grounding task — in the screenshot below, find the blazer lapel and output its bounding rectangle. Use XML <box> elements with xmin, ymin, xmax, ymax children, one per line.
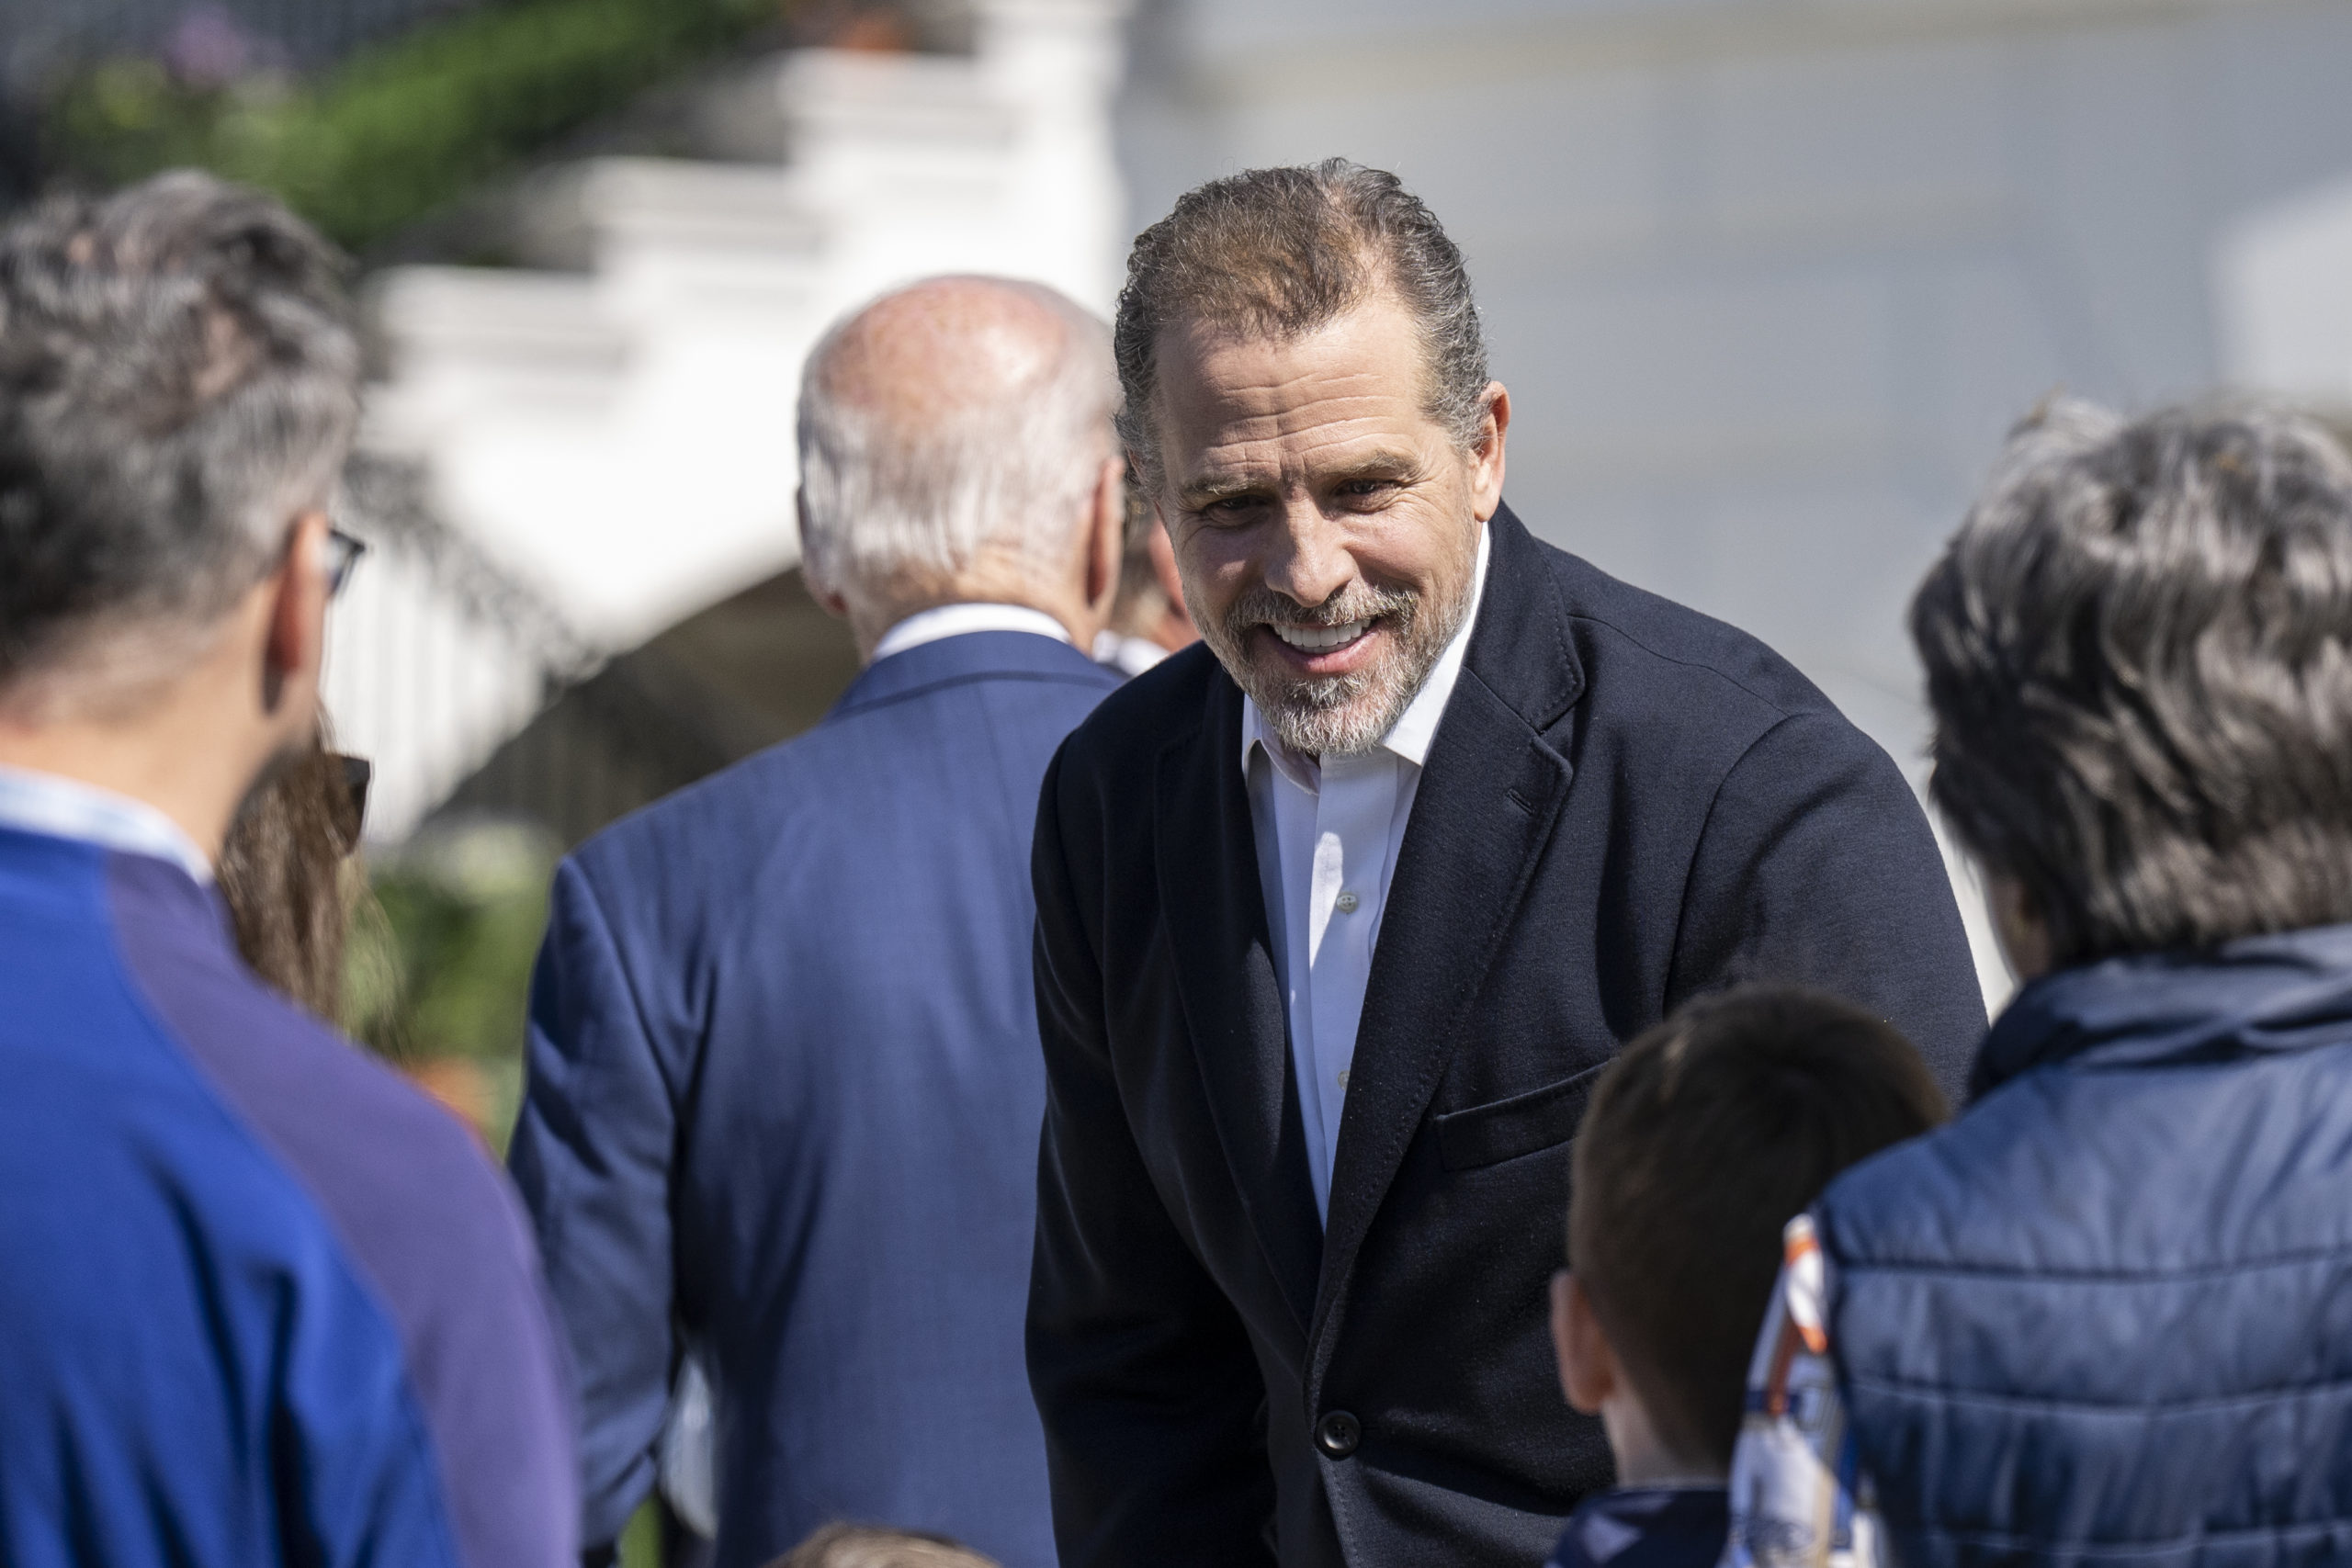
<box><xmin>1155</xmin><ymin>678</ymin><xmax>1324</xmax><ymax>1344</ymax></box>
<box><xmin>1310</xmin><ymin>504</ymin><xmax>1585</xmax><ymax>1364</ymax></box>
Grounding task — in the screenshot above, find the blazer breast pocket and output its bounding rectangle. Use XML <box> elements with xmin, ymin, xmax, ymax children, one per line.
<box><xmin>1433</xmin><ymin>1062</ymin><xmax>1607</xmax><ymax>1171</ymax></box>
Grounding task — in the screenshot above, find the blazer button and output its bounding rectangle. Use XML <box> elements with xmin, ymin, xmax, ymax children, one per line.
<box><xmin>1315</xmin><ymin>1410</ymin><xmax>1362</xmax><ymax>1458</ymax></box>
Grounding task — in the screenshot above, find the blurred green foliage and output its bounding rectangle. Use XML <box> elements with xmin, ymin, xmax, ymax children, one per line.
<box><xmin>345</xmin><ymin>818</ymin><xmax>560</xmax><ymax>1151</ymax></box>
<box><xmin>620</xmin><ymin>1503</ymin><xmax>662</xmax><ymax>1568</ymax></box>
<box><xmin>48</xmin><ymin>0</ymin><xmax>777</xmax><ymax>254</ymax></box>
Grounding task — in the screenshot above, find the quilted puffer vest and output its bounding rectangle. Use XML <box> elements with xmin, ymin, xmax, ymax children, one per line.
<box><xmin>1815</xmin><ymin>925</ymin><xmax>2352</xmax><ymax>1566</ymax></box>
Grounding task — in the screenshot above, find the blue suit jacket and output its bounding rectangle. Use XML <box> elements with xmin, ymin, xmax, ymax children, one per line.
<box><xmin>511</xmin><ymin>630</ymin><xmax>1122</xmax><ymax>1568</ymax></box>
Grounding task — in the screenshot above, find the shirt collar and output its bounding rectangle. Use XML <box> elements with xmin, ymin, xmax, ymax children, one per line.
<box><xmin>1240</xmin><ymin>521</ymin><xmax>1491</xmax><ymax>787</ymax></box>
<box><xmin>0</xmin><ymin>762</ymin><xmax>214</xmax><ymax>884</ymax></box>
<box><xmin>1092</xmin><ymin>629</ymin><xmax>1172</xmax><ymax>676</ymax></box>
<box><xmin>871</xmin><ymin>603</ymin><xmax>1072</xmax><ymax>663</ymax></box>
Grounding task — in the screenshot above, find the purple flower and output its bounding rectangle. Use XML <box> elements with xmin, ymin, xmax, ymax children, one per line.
<box><xmin>163</xmin><ymin>5</ymin><xmax>282</xmax><ymax>88</ymax></box>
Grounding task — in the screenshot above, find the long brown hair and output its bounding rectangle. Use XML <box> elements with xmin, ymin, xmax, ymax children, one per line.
<box><xmin>218</xmin><ymin>736</ymin><xmax>366</xmax><ymax>1022</ymax></box>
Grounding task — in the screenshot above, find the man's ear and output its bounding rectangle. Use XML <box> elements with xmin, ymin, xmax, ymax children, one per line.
<box><xmin>264</xmin><ymin>509</ymin><xmax>330</xmax><ymax>716</ymax></box>
<box><xmin>1552</xmin><ymin>1270</ymin><xmax>1619</xmax><ymax>1416</ymax></box>
<box><xmin>1469</xmin><ymin>380</ymin><xmax>1510</xmax><ymax>522</ymax></box>
<box><xmin>798</xmin><ymin>491</ymin><xmax>854</xmax><ymax>622</ymax></box>
<box><xmin>1084</xmin><ymin>454</ymin><xmax>1125</xmax><ymax>616</ymax></box>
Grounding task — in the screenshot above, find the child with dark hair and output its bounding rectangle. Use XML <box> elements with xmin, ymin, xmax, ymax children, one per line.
<box><xmin>1548</xmin><ymin>985</ymin><xmax>1946</xmax><ymax>1568</ymax></box>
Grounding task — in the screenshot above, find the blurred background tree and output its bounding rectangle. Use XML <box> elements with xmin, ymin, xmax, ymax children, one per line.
<box><xmin>45</xmin><ymin>0</ymin><xmax>779</xmax><ymax>254</ymax></box>
<box><xmin>344</xmin><ymin>817</ymin><xmax>561</xmax><ymax>1152</ymax></box>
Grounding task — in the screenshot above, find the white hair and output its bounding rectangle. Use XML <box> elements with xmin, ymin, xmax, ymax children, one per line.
<box><xmin>796</xmin><ymin>278</ymin><xmax>1116</xmax><ymax>615</ymax></box>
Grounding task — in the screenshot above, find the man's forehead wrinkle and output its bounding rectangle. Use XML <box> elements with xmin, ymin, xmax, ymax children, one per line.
<box><xmin>1197</xmin><ymin>354</ymin><xmax>1396</xmax><ymax>396</ymax></box>
<box><xmin>1168</xmin><ymin>362</ymin><xmax>1421</xmax><ymax>437</ymax></box>
<box><xmin>1192</xmin><ymin>396</ymin><xmax>1425</xmax><ymax>457</ymax></box>
<box><xmin>1153</xmin><ymin>291</ymin><xmax>1438</xmax><ymax>474</ymax></box>
<box><xmin>1205</xmin><ymin>394</ymin><xmax>1417</xmax><ymax>447</ymax></box>
<box><xmin>1193</xmin><ymin>423</ymin><xmax>1414</xmax><ymax>473</ymax></box>
<box><xmin>1194</xmin><ymin>381</ymin><xmax>1407</xmax><ymax>437</ymax></box>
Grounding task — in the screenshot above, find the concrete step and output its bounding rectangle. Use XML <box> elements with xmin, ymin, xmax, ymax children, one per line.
<box><xmin>366</xmin><ymin>268</ymin><xmax>629</xmax><ymax>452</ymax></box>
<box><xmin>582</xmin><ymin>157</ymin><xmax>829</xmax><ymax>324</ymax></box>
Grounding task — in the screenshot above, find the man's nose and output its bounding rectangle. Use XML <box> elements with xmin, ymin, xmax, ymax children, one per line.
<box><xmin>1261</xmin><ymin>502</ymin><xmax>1354</xmax><ymax>610</ymax></box>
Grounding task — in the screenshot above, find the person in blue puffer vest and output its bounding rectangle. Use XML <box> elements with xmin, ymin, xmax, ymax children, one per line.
<box><xmin>1723</xmin><ymin>399</ymin><xmax>2352</xmax><ymax>1568</ymax></box>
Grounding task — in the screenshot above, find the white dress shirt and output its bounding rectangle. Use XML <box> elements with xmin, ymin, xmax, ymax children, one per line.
<box><xmin>0</xmin><ymin>761</ymin><xmax>214</xmax><ymax>882</ymax></box>
<box><xmin>871</xmin><ymin>602</ymin><xmax>1071</xmax><ymax>662</ymax></box>
<box><xmin>1092</xmin><ymin>629</ymin><xmax>1172</xmax><ymax>677</ymax></box>
<box><xmin>1241</xmin><ymin>524</ymin><xmax>1491</xmax><ymax>1220</ymax></box>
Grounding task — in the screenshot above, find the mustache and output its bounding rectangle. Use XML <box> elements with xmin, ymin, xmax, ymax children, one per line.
<box><xmin>1224</xmin><ymin>583</ymin><xmax>1419</xmax><ymax>637</ymax></box>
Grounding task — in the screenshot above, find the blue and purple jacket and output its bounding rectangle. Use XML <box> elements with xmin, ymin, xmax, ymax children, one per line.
<box><xmin>0</xmin><ymin>784</ymin><xmax>578</xmax><ymax>1568</ymax></box>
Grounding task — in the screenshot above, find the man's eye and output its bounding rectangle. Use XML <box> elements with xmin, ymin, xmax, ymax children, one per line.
<box><xmin>1339</xmin><ymin>479</ymin><xmax>1397</xmax><ymax>500</ymax></box>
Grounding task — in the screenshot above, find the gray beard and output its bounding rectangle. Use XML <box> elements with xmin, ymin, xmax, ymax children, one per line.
<box><xmin>1210</xmin><ymin>571</ymin><xmax>1474</xmax><ymax>759</ymax></box>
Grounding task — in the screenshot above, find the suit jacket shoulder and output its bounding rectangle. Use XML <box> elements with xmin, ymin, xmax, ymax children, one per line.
<box><xmin>1057</xmin><ymin>523</ymin><xmax>1860</xmax><ymax>799</ymax></box>
<box><xmin>577</xmin><ymin>630</ymin><xmax>1122</xmax><ymax>916</ymax></box>
<box><xmin>1534</xmin><ymin>538</ymin><xmax>1848</xmax><ymax>748</ymax></box>
<box><xmin>1050</xmin><ymin>640</ymin><xmax>1222</xmax><ymax>786</ymax></box>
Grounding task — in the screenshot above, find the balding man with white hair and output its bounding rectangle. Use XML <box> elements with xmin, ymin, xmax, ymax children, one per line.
<box><xmin>510</xmin><ymin>276</ymin><xmax>1126</xmax><ymax>1568</ymax></box>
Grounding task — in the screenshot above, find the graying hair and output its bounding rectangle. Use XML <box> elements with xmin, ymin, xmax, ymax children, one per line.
<box><xmin>1113</xmin><ymin>159</ymin><xmax>1489</xmax><ymax>491</ymax></box>
<box><xmin>1912</xmin><ymin>398</ymin><xmax>2352</xmax><ymax>966</ymax></box>
<box><xmin>0</xmin><ymin>170</ymin><xmax>360</xmax><ymax>714</ymax></box>
<box><xmin>796</xmin><ymin>279</ymin><xmax>1116</xmax><ymax>615</ymax></box>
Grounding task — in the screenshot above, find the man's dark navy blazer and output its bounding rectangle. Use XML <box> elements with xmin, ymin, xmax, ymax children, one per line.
<box><xmin>1026</xmin><ymin>504</ymin><xmax>1985</xmax><ymax>1568</ymax></box>
<box><xmin>511</xmin><ymin>629</ymin><xmax>1121</xmax><ymax>1568</ymax></box>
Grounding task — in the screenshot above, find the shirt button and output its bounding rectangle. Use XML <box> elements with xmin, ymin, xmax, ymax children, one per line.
<box><xmin>1316</xmin><ymin>1410</ymin><xmax>1363</xmax><ymax>1458</ymax></box>
<box><xmin>1335</xmin><ymin>890</ymin><xmax>1360</xmax><ymax>913</ymax></box>
<box><xmin>1335</xmin><ymin>1068</ymin><xmax>1351</xmax><ymax>1090</ymax></box>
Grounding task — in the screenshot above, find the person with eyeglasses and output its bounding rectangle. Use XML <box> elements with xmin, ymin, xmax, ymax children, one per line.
<box><xmin>0</xmin><ymin>172</ymin><xmax>577</xmax><ymax>1568</ymax></box>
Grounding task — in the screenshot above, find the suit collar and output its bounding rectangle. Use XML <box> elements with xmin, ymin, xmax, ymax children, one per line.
<box><xmin>1463</xmin><ymin>501</ymin><xmax>1585</xmax><ymax>732</ymax></box>
<box><xmin>1973</xmin><ymin>922</ymin><xmax>2352</xmax><ymax>1098</ymax></box>
<box><xmin>870</xmin><ymin>602</ymin><xmax>1070</xmax><ymax>661</ymax></box>
<box><xmin>834</xmin><ymin>628</ymin><xmax>1113</xmax><ymax>716</ymax></box>
<box><xmin>1158</xmin><ymin>678</ymin><xmax>1325</xmax><ymax>1345</ymax></box>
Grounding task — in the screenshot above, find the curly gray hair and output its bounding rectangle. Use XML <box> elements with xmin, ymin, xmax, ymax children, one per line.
<box><xmin>1912</xmin><ymin>398</ymin><xmax>2352</xmax><ymax>965</ymax></box>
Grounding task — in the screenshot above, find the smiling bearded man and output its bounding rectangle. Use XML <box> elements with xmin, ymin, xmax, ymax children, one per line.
<box><xmin>1024</xmin><ymin>161</ymin><xmax>1987</xmax><ymax>1568</ymax></box>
